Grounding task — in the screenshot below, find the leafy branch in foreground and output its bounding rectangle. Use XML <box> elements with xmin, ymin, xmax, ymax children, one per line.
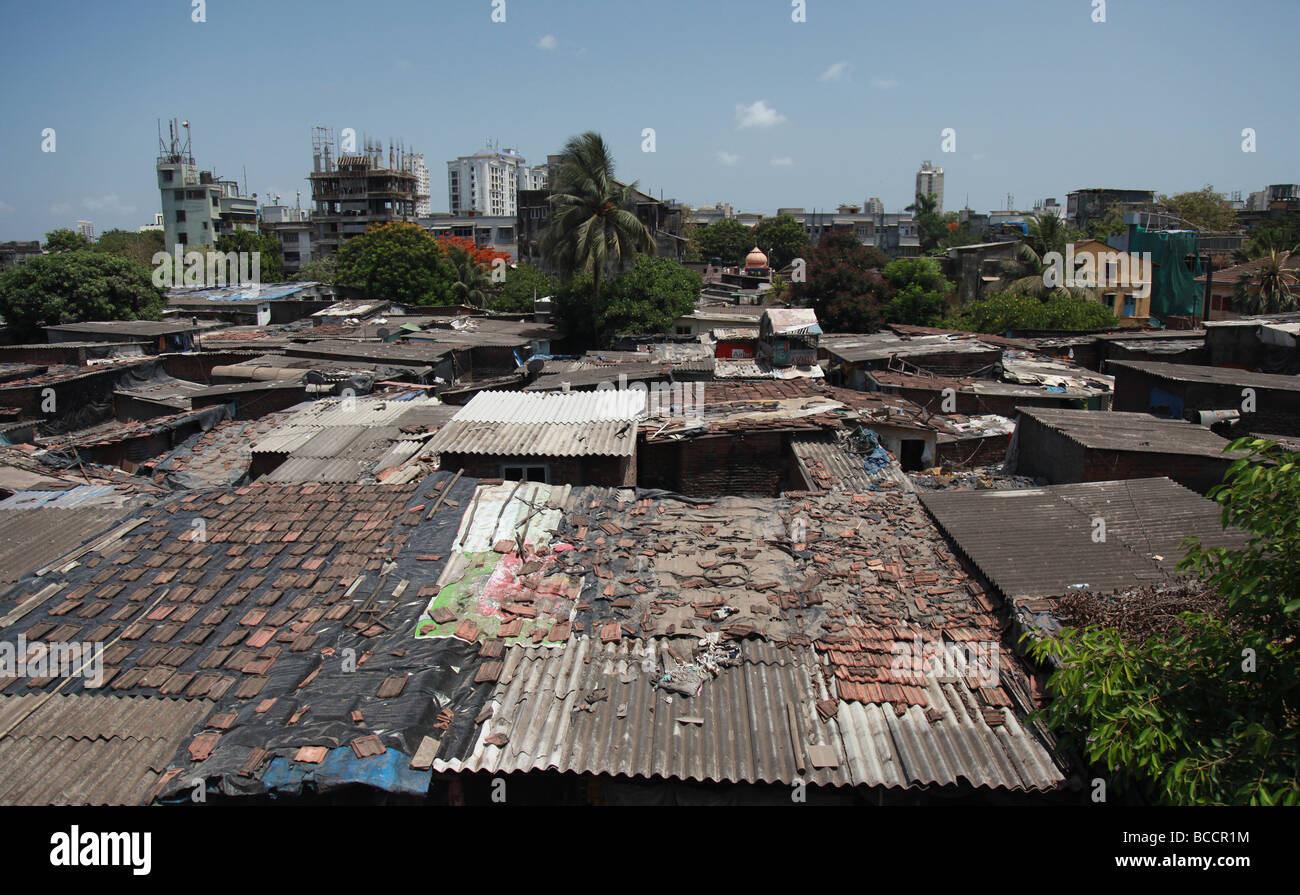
<box><xmin>1025</xmin><ymin>438</ymin><xmax>1300</xmax><ymax>805</ymax></box>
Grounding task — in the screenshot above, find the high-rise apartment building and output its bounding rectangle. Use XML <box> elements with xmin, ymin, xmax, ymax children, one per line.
<box><xmin>447</xmin><ymin>145</ymin><xmax>525</xmax><ymax>216</ymax></box>
<box><xmin>915</xmin><ymin>161</ymin><xmax>944</xmax><ymax>212</ymax></box>
<box><xmin>76</xmin><ymin>221</ymin><xmax>95</xmax><ymax>243</ymax></box>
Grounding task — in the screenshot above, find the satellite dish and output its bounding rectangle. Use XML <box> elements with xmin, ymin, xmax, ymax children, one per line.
<box><xmin>306</xmin><ymin>371</ymin><xmax>326</xmax><ymax>385</ymax></box>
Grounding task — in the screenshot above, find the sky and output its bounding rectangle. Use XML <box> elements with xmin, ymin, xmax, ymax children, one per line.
<box><xmin>1</xmin><ymin>0</ymin><xmax>1297</xmax><ymax>241</ymax></box>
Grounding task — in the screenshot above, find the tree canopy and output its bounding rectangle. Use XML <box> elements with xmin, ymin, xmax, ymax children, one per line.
<box><xmin>44</xmin><ymin>228</ymin><xmax>90</xmax><ymax>253</ymax></box>
<box><xmin>0</xmin><ymin>250</ymin><xmax>164</xmax><ymax>339</ymax></box>
<box><xmin>552</xmin><ymin>255</ymin><xmax>700</xmax><ymax>348</ymax></box>
<box><xmin>751</xmin><ymin>214</ymin><xmax>811</xmax><ymax>270</ymax></box>
<box><xmin>692</xmin><ymin>219</ymin><xmax>752</xmax><ymax>266</ymax></box>
<box><xmin>1027</xmin><ymin>438</ymin><xmax>1300</xmax><ymax>805</ymax></box>
<box><xmin>335</xmin><ymin>222</ymin><xmax>459</xmax><ymax>305</ymax></box>
<box><xmin>943</xmin><ymin>290</ymin><xmax>1117</xmax><ymax>334</ymax></box>
<box><xmin>94</xmin><ymin>229</ymin><xmax>166</xmax><ymax>268</ymax></box>
<box><xmin>215</xmin><ymin>229</ymin><xmax>285</xmax><ymax>283</ymax></box>
<box><xmin>1159</xmin><ymin>186</ymin><xmax>1239</xmax><ymax>232</ymax></box>
<box><xmin>882</xmin><ymin>257</ymin><xmax>953</xmax><ymax>326</ymax></box>
<box><xmin>489</xmin><ymin>264</ymin><xmax>556</xmax><ymax>313</ymax></box>
<box><xmin>790</xmin><ymin>231</ymin><xmax>891</xmax><ymax>332</ymax></box>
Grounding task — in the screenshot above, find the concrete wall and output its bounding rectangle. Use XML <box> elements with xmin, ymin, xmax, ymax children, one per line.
<box><xmin>1011</xmin><ymin>414</ymin><xmax>1087</xmax><ymax>482</ymax></box>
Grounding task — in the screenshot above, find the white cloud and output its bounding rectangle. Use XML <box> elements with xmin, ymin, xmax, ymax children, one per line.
<box><xmin>870</xmin><ymin>78</ymin><xmax>900</xmax><ymax>90</ymax></box>
<box><xmin>819</xmin><ymin>62</ymin><xmax>849</xmax><ymax>82</ymax></box>
<box><xmin>537</xmin><ymin>34</ymin><xmax>557</xmax><ymax>50</ymax></box>
<box><xmin>735</xmin><ymin>100</ymin><xmax>786</xmax><ymax>129</ymax></box>
<box><xmin>50</xmin><ymin>203</ymin><xmax>72</xmax><ymax>215</ymax></box>
<box><xmin>716</xmin><ymin>151</ymin><xmax>741</xmax><ymax>166</ymax></box>
<box><xmin>770</xmin><ymin>157</ymin><xmax>793</xmax><ymax>167</ymax></box>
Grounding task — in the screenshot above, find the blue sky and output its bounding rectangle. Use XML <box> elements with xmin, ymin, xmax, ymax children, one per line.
<box><xmin>1</xmin><ymin>0</ymin><xmax>1297</xmax><ymax>240</ymax></box>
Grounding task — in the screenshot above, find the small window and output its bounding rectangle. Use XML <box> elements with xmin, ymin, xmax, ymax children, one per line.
<box><xmin>502</xmin><ymin>464</ymin><xmax>549</xmax><ymax>483</ymax></box>
<box><xmin>1123</xmin><ymin>294</ymin><xmax>1137</xmax><ymax>317</ymax></box>
<box><xmin>175</xmin><ymin>210</ymin><xmax>186</xmax><ymax>222</ymax></box>
<box><xmin>162</xmin><ymin>170</ymin><xmax>174</xmax><ymax>182</ymax></box>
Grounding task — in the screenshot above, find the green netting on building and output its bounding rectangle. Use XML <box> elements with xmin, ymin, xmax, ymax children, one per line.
<box><xmin>1128</xmin><ymin>226</ymin><xmax>1203</xmax><ymax>320</ymax></box>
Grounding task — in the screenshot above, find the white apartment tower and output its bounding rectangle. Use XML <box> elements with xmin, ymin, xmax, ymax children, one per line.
<box><xmin>409</xmin><ymin>153</ymin><xmax>431</xmax><ymax>217</ymax></box>
<box><xmin>76</xmin><ymin>221</ymin><xmax>95</xmax><ymax>243</ymax></box>
<box><xmin>447</xmin><ymin>145</ymin><xmax>525</xmax><ymax>216</ymax></box>
<box><xmin>915</xmin><ymin>161</ymin><xmax>944</xmax><ymax>212</ymax></box>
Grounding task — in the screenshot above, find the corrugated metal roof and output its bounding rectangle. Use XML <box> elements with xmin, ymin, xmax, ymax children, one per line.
<box><xmin>434</xmin><ymin>637</ymin><xmax>1060</xmax><ymax>791</ymax></box>
<box><xmin>1018</xmin><ymin>408</ymin><xmax>1241</xmax><ymax>457</ymax></box>
<box><xmin>0</xmin><ymin>506</ymin><xmax>127</xmax><ymax>584</ymax></box>
<box><xmin>790</xmin><ymin>435</ymin><xmax>913</xmax><ymax>492</ymax></box>
<box><xmin>425</xmin><ymin>419</ymin><xmax>637</xmax><ymax>457</ymax></box>
<box><xmin>0</xmin><ymin>694</ymin><xmax>214</xmax><ymax>805</ymax></box>
<box><xmin>0</xmin><ymin>485</ymin><xmax>121</xmax><ymax>509</ymax></box>
<box><xmin>1107</xmin><ymin>360</ymin><xmax>1300</xmax><ymax>391</ymax></box>
<box><xmin>920</xmin><ymin>477</ymin><xmax>1250</xmax><ymax>602</ymax></box>
<box><xmin>451</xmin><ymin>390</ymin><xmax>647</xmax><ymax>423</ymax></box>
<box><xmin>249</xmin><ymin>426</ymin><xmax>319</xmax><ymax>455</ymax></box>
<box><xmin>262</xmin><ymin>457</ymin><xmax>370</xmax><ymax>483</ymax></box>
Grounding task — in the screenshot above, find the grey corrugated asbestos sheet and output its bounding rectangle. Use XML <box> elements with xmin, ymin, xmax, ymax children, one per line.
<box><xmin>426</xmin><ymin>419</ymin><xmax>637</xmax><ymax>457</ymax></box>
<box><xmin>433</xmin><ymin>638</ymin><xmax>1060</xmax><ymax>791</ymax></box>
<box><xmin>920</xmin><ymin>477</ymin><xmax>1250</xmax><ymax>600</ymax></box>
<box><xmin>0</xmin><ymin>507</ymin><xmax>126</xmax><ymax>585</ymax></box>
<box><xmin>0</xmin><ymin>695</ymin><xmax>213</xmax><ymax>805</ymax></box>
<box><xmin>1020</xmin><ymin>408</ymin><xmax>1238</xmax><ymax>457</ymax></box>
<box><xmin>262</xmin><ymin>457</ymin><xmax>370</xmax><ymax>483</ymax></box>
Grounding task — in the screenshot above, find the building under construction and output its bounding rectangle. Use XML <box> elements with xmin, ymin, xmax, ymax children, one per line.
<box><xmin>309</xmin><ymin>127</ymin><xmax>424</xmax><ymax>257</ymax></box>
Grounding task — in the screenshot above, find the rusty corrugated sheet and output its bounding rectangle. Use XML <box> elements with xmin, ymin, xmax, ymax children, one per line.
<box><xmin>434</xmin><ymin>637</ymin><xmax>1062</xmax><ymax>791</ymax></box>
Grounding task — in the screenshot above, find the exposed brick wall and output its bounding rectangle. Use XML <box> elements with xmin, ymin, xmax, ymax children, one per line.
<box><xmin>1082</xmin><ymin>449</ymin><xmax>1232</xmax><ymax>495</ymax></box>
<box><xmin>639</xmin><ymin>432</ymin><xmax>789</xmax><ymax>497</ymax></box>
<box><xmin>936</xmin><ymin>434</ymin><xmax>1011</xmax><ymax>468</ymax></box>
<box><xmin>440</xmin><ymin>452</ymin><xmax>634</xmax><ymax>487</ymax></box>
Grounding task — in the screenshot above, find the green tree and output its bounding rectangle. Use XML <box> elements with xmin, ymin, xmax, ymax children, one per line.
<box><xmin>1232</xmin><ymin>249</ymin><xmax>1300</xmax><ymax>314</ymax></box>
<box><xmin>94</xmin><ymin>229</ymin><xmax>166</xmax><ymax>268</ymax></box>
<box><xmin>1236</xmin><ymin>213</ymin><xmax>1300</xmax><ymax>261</ymax></box>
<box><xmin>943</xmin><ymin>290</ymin><xmax>1116</xmax><ymax>334</ymax></box>
<box><xmin>335</xmin><ymin>222</ymin><xmax>457</xmax><ymax>305</ymax></box>
<box><xmin>881</xmin><ymin>257</ymin><xmax>953</xmax><ymax>326</ymax></box>
<box><xmin>540</xmin><ymin>131</ymin><xmax>655</xmax><ymax>305</ymax></box>
<box><xmin>489</xmin><ymin>264</ymin><xmax>556</xmax><ymax>313</ymax></box>
<box><xmin>293</xmin><ymin>254</ymin><xmax>341</xmax><ymax>284</ymax></box>
<box><xmin>1085</xmin><ymin>205</ymin><xmax>1126</xmax><ymax>241</ymax></box>
<box><xmin>906</xmin><ymin>193</ymin><xmax>947</xmax><ymax>253</ymax></box>
<box><xmin>215</xmin><ymin>229</ymin><xmax>285</xmax><ymax>283</ymax></box>
<box><xmin>44</xmin><ymin>228</ymin><xmax>90</xmax><ymax>253</ymax></box>
<box><xmin>693</xmin><ymin>218</ymin><xmax>752</xmax><ymax>265</ymax></box>
<box><xmin>791</xmin><ymin>231</ymin><xmax>892</xmax><ymax>332</ymax></box>
<box><xmin>0</xmin><ymin>250</ymin><xmax>163</xmax><ymax>339</ymax></box>
<box><xmin>446</xmin><ymin>244</ymin><xmax>492</xmax><ymax>308</ymax></box>
<box><xmin>596</xmin><ymin>255</ymin><xmax>700</xmax><ymax>343</ymax></box>
<box><xmin>752</xmin><ymin>213</ymin><xmax>811</xmax><ymax>270</ymax></box>
<box><xmin>1026</xmin><ymin>439</ymin><xmax>1300</xmax><ymax>805</ymax></box>
<box><xmin>1159</xmin><ymin>186</ymin><xmax>1239</xmax><ymax>232</ymax></box>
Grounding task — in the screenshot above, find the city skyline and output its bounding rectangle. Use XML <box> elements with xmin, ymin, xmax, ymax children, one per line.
<box><xmin>1</xmin><ymin>0</ymin><xmax>1297</xmax><ymax>241</ymax></box>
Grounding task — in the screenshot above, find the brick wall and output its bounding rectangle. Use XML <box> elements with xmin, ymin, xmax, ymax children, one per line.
<box><xmin>639</xmin><ymin>432</ymin><xmax>789</xmax><ymax>496</ymax></box>
<box><xmin>1082</xmin><ymin>449</ymin><xmax>1232</xmax><ymax>495</ymax></box>
<box><xmin>936</xmin><ymin>434</ymin><xmax>1011</xmax><ymax>468</ymax></box>
<box><xmin>440</xmin><ymin>452</ymin><xmax>634</xmax><ymax>487</ymax></box>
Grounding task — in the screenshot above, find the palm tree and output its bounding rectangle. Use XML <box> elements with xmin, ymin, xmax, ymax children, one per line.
<box><xmin>539</xmin><ymin>132</ymin><xmax>656</xmax><ymax>303</ymax></box>
<box><xmin>447</xmin><ymin>246</ymin><xmax>491</xmax><ymax>307</ymax></box>
<box><xmin>987</xmin><ymin>219</ymin><xmax>1102</xmax><ymax>301</ymax></box>
<box><xmin>1025</xmin><ymin>213</ymin><xmax>1070</xmax><ymax>259</ymax></box>
<box><xmin>1233</xmin><ymin>249</ymin><xmax>1300</xmax><ymax>314</ymax></box>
